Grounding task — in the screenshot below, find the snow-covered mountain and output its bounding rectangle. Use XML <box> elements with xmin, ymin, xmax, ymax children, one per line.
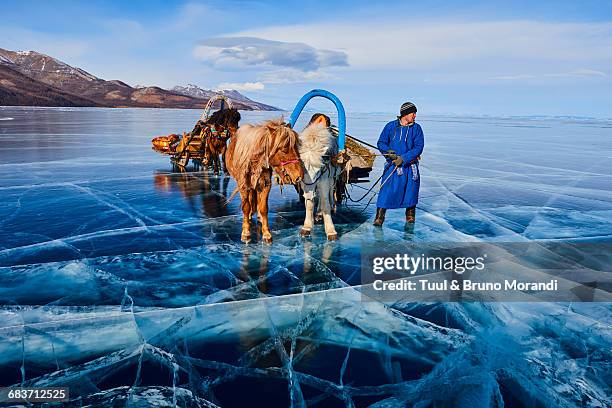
<box><xmin>171</xmin><ymin>84</ymin><xmax>279</xmax><ymax>111</ymax></box>
<box><xmin>0</xmin><ymin>49</ymin><xmax>99</xmax><ymax>83</ymax></box>
<box><xmin>171</xmin><ymin>84</ymin><xmax>212</xmax><ymax>99</ymax></box>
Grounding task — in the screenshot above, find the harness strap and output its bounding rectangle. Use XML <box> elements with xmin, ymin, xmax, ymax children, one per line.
<box><xmin>302</xmin><ymin>163</ymin><xmax>328</xmax><ymax>186</ymax></box>
<box><xmin>280</xmin><ymin>159</ymin><xmax>300</xmax><ymax>166</ymax></box>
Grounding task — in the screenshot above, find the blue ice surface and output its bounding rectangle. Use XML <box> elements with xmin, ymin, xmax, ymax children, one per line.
<box><xmin>0</xmin><ymin>107</ymin><xmax>610</xmax><ymax>407</ymax></box>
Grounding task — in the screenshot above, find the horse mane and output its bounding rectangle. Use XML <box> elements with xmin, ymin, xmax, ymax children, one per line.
<box><xmin>231</xmin><ymin>118</ymin><xmax>299</xmax><ymax>188</ymax></box>
<box><xmin>207</xmin><ymin>108</ymin><xmax>241</xmax><ymax>128</ymax></box>
<box><xmin>299</xmin><ymin>124</ymin><xmax>337</xmax><ymax>178</ymax></box>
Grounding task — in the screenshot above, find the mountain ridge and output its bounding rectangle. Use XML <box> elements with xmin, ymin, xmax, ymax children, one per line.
<box><xmin>0</xmin><ymin>48</ymin><xmax>279</xmax><ymax>110</ymax></box>
<box><xmin>0</xmin><ymin>63</ymin><xmax>101</xmax><ymax>107</ymax></box>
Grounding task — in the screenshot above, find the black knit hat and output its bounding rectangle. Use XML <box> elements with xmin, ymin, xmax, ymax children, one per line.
<box><xmin>399</xmin><ymin>102</ymin><xmax>417</xmax><ymax>117</ymax></box>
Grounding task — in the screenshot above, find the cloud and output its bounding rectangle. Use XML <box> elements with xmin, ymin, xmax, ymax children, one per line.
<box><xmin>170</xmin><ymin>2</ymin><xmax>227</xmax><ymax>31</ymax></box>
<box><xmin>99</xmin><ymin>19</ymin><xmax>150</xmax><ymax>47</ymax></box>
<box><xmin>491</xmin><ymin>74</ymin><xmax>537</xmax><ymax>81</ymax></box>
<box><xmin>101</xmin><ymin>19</ymin><xmax>145</xmax><ymax>33</ymax></box>
<box><xmin>217</xmin><ymin>81</ymin><xmax>265</xmax><ymax>91</ymax></box>
<box><xmin>492</xmin><ymin>69</ymin><xmax>607</xmax><ymax>81</ymax></box>
<box><xmin>234</xmin><ymin>20</ymin><xmax>612</xmax><ymax>74</ymax></box>
<box><xmin>193</xmin><ymin>36</ymin><xmax>348</xmax><ymax>71</ymax></box>
<box><xmin>257</xmin><ymin>68</ymin><xmax>336</xmax><ymax>84</ymax></box>
<box><xmin>560</xmin><ymin>69</ymin><xmax>606</xmax><ymax>77</ymax></box>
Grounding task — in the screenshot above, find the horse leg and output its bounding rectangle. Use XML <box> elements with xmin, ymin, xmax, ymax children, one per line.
<box><xmin>257</xmin><ymin>183</ymin><xmax>273</xmax><ymax>243</ymax></box>
<box><xmin>294</xmin><ymin>184</ymin><xmax>305</xmax><ymax>203</ymax></box>
<box><xmin>319</xmin><ymin>179</ymin><xmax>338</xmax><ymax>241</ymax></box>
<box><xmin>300</xmin><ymin>186</ymin><xmax>315</xmax><ymax>237</ymax></box>
<box><xmin>221</xmin><ymin>146</ymin><xmax>228</xmax><ymax>174</ymax></box>
<box><xmin>212</xmin><ymin>152</ymin><xmax>219</xmax><ymax>175</ymax></box>
<box><xmin>248</xmin><ymin>189</ymin><xmax>257</xmax><ymax>219</ymax></box>
<box><xmin>203</xmin><ymin>144</ymin><xmax>209</xmax><ymax>168</ymax></box>
<box><xmin>240</xmin><ymin>189</ymin><xmax>252</xmax><ymax>243</ymax></box>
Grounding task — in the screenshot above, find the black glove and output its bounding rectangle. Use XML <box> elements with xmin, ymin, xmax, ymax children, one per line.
<box><xmin>392</xmin><ymin>156</ymin><xmax>404</xmax><ymax>166</ymax></box>
<box><xmin>386</xmin><ymin>150</ymin><xmax>397</xmax><ymax>160</ymax></box>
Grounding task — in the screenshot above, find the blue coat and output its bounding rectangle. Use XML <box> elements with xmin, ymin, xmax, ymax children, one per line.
<box><xmin>376</xmin><ymin>120</ymin><xmax>425</xmax><ymax>209</ymax></box>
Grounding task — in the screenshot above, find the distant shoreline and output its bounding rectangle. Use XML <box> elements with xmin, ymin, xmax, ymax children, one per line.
<box><xmin>0</xmin><ymin>104</ymin><xmax>281</xmax><ymax>112</ymax></box>
<box><xmin>1</xmin><ymin>106</ymin><xmax>610</xmax><ymax>122</ymax></box>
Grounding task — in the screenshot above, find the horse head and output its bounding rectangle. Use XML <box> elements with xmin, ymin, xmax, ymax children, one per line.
<box><xmin>267</xmin><ymin>121</ymin><xmax>303</xmax><ymax>185</ymax></box>
<box><xmin>209</xmin><ymin>108</ymin><xmax>241</xmax><ymax>138</ymax></box>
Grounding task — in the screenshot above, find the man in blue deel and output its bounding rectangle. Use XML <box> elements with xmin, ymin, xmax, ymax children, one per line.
<box><xmin>373</xmin><ymin>102</ymin><xmax>424</xmax><ymax>226</ymax></box>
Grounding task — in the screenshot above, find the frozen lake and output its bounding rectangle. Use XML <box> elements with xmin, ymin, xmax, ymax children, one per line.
<box><xmin>0</xmin><ymin>107</ymin><xmax>610</xmax><ymax>406</ymax></box>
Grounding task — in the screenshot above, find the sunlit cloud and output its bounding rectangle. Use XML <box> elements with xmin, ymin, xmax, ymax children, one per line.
<box><xmin>217</xmin><ymin>81</ymin><xmax>265</xmax><ymax>91</ymax></box>
<box><xmin>193</xmin><ymin>36</ymin><xmax>348</xmax><ymax>72</ymax></box>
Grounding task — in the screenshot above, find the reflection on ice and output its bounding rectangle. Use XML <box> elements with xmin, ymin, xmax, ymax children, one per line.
<box><xmin>0</xmin><ymin>108</ymin><xmax>611</xmax><ymax>406</ymax></box>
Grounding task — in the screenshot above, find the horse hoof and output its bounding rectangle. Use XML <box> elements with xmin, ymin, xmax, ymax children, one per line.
<box><xmin>263</xmin><ymin>235</ymin><xmax>273</xmax><ymax>244</ymax></box>
<box><xmin>300</xmin><ymin>229</ymin><xmax>311</xmax><ymax>237</ymax></box>
<box><xmin>241</xmin><ymin>234</ymin><xmax>251</xmax><ymax>244</ymax></box>
<box><xmin>327</xmin><ymin>233</ymin><xmax>338</xmax><ymax>241</ymax></box>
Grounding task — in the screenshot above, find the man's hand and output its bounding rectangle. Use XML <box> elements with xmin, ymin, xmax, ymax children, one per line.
<box><xmin>386</xmin><ymin>150</ymin><xmax>397</xmax><ymax>160</ymax></box>
<box><xmin>392</xmin><ymin>156</ymin><xmax>403</xmax><ymax>166</ymax></box>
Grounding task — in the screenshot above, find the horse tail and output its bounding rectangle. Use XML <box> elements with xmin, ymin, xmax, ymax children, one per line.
<box><xmin>224</xmin><ymin>187</ymin><xmax>240</xmax><ymax>206</ymax></box>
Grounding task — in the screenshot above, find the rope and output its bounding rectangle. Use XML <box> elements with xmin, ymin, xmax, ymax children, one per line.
<box><xmin>344</xmin><ymin>162</ymin><xmax>396</xmax><ymax>203</ymax></box>
<box><xmin>341</xmin><ymin>162</ymin><xmax>398</xmax><ymax>214</ymax></box>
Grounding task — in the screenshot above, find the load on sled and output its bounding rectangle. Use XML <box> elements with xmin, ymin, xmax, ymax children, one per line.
<box><xmin>151</xmin><ymin>95</ymin><xmax>240</xmax><ymax>173</ymax></box>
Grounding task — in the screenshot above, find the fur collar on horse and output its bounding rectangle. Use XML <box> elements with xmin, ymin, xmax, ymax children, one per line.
<box><xmin>299</xmin><ymin>124</ymin><xmax>338</xmax><ymax>181</ymax></box>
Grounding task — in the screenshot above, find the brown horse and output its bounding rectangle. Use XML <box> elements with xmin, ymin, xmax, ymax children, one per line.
<box><xmin>204</xmin><ymin>125</ymin><xmax>230</xmax><ymax>175</ymax></box>
<box><xmin>226</xmin><ymin>118</ymin><xmax>303</xmax><ymax>243</ymax></box>
<box><xmin>204</xmin><ymin>108</ymin><xmax>241</xmax><ymax>175</ymax></box>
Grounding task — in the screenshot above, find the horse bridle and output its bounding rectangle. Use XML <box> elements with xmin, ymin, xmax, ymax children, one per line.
<box><xmin>266</xmin><ymin>123</ymin><xmax>300</xmax><ymax>184</ymax></box>
<box><xmin>274</xmin><ymin>158</ymin><xmax>301</xmax><ymax>184</ymax></box>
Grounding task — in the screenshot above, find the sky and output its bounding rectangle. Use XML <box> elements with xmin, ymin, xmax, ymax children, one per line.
<box><xmin>2</xmin><ymin>0</ymin><xmax>612</xmax><ymax>117</ymax></box>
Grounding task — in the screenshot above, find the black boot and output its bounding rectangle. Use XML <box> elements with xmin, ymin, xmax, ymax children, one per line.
<box><xmin>373</xmin><ymin>208</ymin><xmax>386</xmax><ymax>226</ymax></box>
<box><xmin>405</xmin><ymin>207</ymin><xmax>416</xmax><ymax>223</ymax></box>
